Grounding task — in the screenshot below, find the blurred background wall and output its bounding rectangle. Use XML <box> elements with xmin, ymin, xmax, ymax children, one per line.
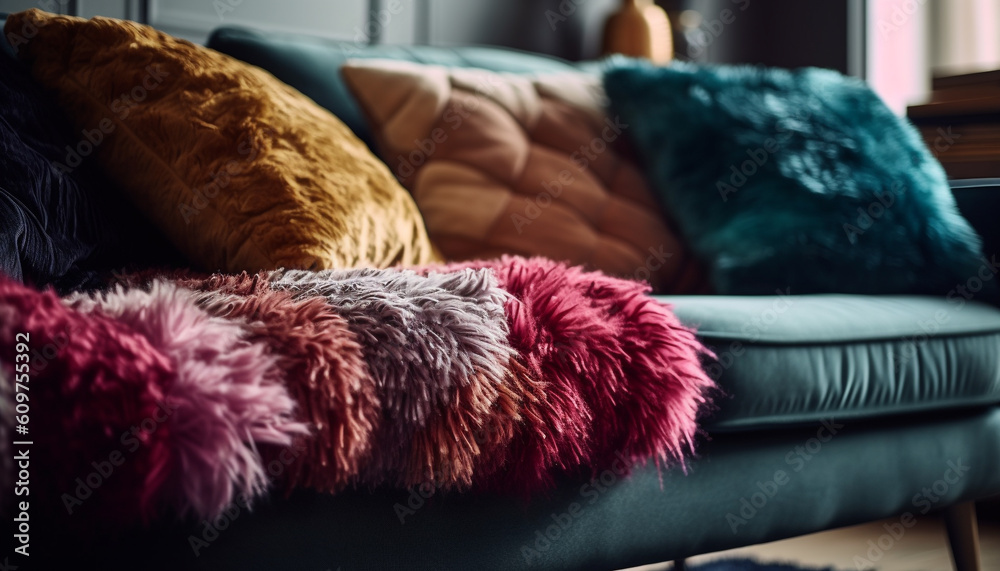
<box><xmin>2</xmin><ymin>0</ymin><xmax>1000</xmax><ymax>114</ymax></box>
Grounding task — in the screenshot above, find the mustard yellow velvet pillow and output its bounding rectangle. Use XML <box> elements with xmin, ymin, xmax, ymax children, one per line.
<box><xmin>5</xmin><ymin>9</ymin><xmax>437</xmax><ymax>272</ymax></box>
<box><xmin>341</xmin><ymin>60</ymin><xmax>707</xmax><ymax>293</ymax></box>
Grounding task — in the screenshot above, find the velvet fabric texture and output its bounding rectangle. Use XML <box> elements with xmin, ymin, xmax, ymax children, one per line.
<box><xmin>66</xmin><ymin>283</ymin><xmax>307</xmax><ymax>518</ymax></box>
<box><xmin>206</xmin><ymin>25</ymin><xmax>580</xmax><ymax>152</ymax></box>
<box><xmin>342</xmin><ymin>60</ymin><xmax>707</xmax><ymax>293</ymax></box>
<box><xmin>0</xmin><ymin>47</ymin><xmax>178</xmax><ymax>292</ymax></box>
<box><xmin>6</xmin><ymin>9</ymin><xmax>438</xmax><ymax>274</ymax></box>
<box><xmin>604</xmin><ymin>61</ymin><xmax>990</xmax><ymax>296</ymax></box>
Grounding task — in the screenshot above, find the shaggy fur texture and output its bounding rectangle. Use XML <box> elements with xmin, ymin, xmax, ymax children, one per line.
<box><xmin>566</xmin><ymin>262</ymin><xmax>717</xmax><ymax>469</ymax></box>
<box><xmin>67</xmin><ymin>282</ymin><xmax>307</xmax><ymax>519</ymax></box>
<box><xmin>30</xmin><ymin>260</ymin><xmax>713</xmax><ymax>503</ymax></box>
<box><xmin>170</xmin><ymin>271</ymin><xmax>378</xmax><ymax>494</ymax></box>
<box><xmin>272</xmin><ymin>267</ymin><xmax>517</xmax><ymax>488</ymax></box>
<box><xmin>0</xmin><ymin>277</ymin><xmax>174</xmax><ymax>523</ymax></box>
<box><xmin>425</xmin><ymin>257</ymin><xmax>716</xmax><ymax>492</ymax></box>
<box><xmin>604</xmin><ymin>60</ymin><xmax>990</xmax><ymax>297</ymax></box>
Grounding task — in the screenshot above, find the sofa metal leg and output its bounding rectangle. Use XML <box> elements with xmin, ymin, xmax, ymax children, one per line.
<box><xmin>672</xmin><ymin>559</ymin><xmax>686</xmax><ymax>571</ymax></box>
<box><xmin>945</xmin><ymin>501</ymin><xmax>982</xmax><ymax>571</ymax></box>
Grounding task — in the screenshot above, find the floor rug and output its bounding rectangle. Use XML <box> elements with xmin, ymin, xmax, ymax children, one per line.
<box><xmin>690</xmin><ymin>558</ymin><xmax>842</xmax><ymax>571</ymax></box>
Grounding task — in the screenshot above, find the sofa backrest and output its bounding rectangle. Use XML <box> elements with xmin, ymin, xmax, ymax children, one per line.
<box><xmin>206</xmin><ymin>26</ymin><xmax>581</xmax><ymax>150</ymax></box>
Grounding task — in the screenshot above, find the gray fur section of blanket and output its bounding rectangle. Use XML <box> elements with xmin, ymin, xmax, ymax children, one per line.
<box><xmin>270</xmin><ymin>267</ymin><xmax>514</xmax><ymax>432</ymax></box>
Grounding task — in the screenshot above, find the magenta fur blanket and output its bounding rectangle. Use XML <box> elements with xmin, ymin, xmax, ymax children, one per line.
<box><xmin>0</xmin><ymin>256</ymin><xmax>715</xmax><ymax>524</ymax></box>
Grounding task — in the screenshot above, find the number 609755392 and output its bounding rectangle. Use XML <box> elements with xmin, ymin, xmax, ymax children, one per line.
<box><xmin>15</xmin><ymin>333</ymin><xmax>30</xmax><ymax>405</ymax></box>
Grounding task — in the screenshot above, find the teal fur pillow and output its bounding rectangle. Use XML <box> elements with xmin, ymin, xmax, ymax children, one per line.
<box><xmin>604</xmin><ymin>60</ymin><xmax>991</xmax><ymax>296</ymax></box>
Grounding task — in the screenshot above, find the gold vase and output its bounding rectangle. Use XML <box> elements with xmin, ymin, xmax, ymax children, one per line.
<box><xmin>602</xmin><ymin>0</ymin><xmax>673</xmax><ymax>64</ymax></box>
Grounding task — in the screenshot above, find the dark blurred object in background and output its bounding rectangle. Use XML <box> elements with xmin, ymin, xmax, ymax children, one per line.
<box><xmin>670</xmin><ymin>0</ymin><xmax>853</xmax><ymax>73</ymax></box>
<box><xmin>477</xmin><ymin>1</ymin><xmax>857</xmax><ymax>73</ymax></box>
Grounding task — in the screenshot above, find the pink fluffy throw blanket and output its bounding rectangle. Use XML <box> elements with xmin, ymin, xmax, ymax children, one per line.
<box><xmin>0</xmin><ymin>256</ymin><xmax>715</xmax><ymax>525</ymax></box>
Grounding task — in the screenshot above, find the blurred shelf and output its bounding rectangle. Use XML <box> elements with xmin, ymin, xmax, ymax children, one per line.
<box><xmin>908</xmin><ymin>69</ymin><xmax>1000</xmax><ymax>179</ymax></box>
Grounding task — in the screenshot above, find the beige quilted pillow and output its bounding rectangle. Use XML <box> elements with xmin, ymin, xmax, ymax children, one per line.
<box><xmin>341</xmin><ymin>60</ymin><xmax>706</xmax><ymax>292</ymax></box>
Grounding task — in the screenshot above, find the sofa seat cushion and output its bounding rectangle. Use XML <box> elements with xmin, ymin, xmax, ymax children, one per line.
<box><xmin>661</xmin><ymin>294</ymin><xmax>1000</xmax><ymax>431</ymax></box>
<box><xmin>21</xmin><ymin>408</ymin><xmax>1000</xmax><ymax>569</ymax></box>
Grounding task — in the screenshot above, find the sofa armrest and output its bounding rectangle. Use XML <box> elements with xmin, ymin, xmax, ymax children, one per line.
<box><xmin>951</xmin><ymin>179</ymin><xmax>1000</xmax><ymax>259</ymax></box>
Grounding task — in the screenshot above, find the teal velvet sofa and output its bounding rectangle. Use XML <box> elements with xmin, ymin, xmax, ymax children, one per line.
<box><xmin>8</xmin><ymin>21</ymin><xmax>1000</xmax><ymax>571</ymax></box>
<box><xmin>205</xmin><ymin>29</ymin><xmax>1000</xmax><ymax>571</ymax></box>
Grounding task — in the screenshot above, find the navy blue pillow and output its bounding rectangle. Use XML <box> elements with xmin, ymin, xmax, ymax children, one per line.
<box><xmin>0</xmin><ymin>49</ymin><xmax>180</xmax><ymax>292</ymax></box>
<box><xmin>604</xmin><ymin>61</ymin><xmax>992</xmax><ymax>297</ymax></box>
